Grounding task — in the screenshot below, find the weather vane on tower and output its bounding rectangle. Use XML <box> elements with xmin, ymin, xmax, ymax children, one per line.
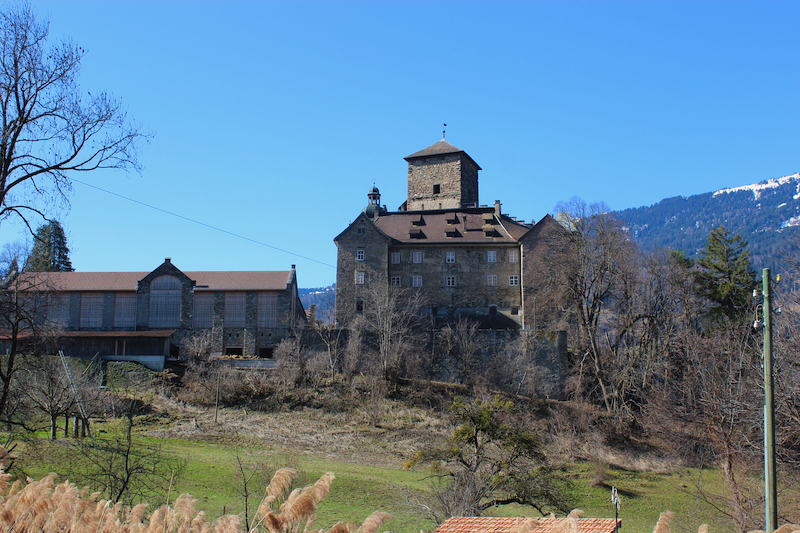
<box><xmin>443</xmin><ymin>123</ymin><xmax>447</xmax><ymax>140</ymax></box>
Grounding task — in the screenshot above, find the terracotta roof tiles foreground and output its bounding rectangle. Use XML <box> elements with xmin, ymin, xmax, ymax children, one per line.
<box><xmin>434</xmin><ymin>516</ymin><xmax>621</xmax><ymax>533</ymax></box>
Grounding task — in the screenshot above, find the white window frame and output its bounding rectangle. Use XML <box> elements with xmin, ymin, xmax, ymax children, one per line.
<box><xmin>356</xmin><ymin>249</ymin><xmax>365</xmax><ymax>261</ymax></box>
<box><xmin>446</xmin><ymin>276</ymin><xmax>457</xmax><ymax>287</ymax></box>
<box><xmin>356</xmin><ymin>271</ymin><xmax>366</xmax><ymax>285</ymax></box>
<box><xmin>391</xmin><ymin>276</ymin><xmax>401</xmax><ymax>287</ymax></box>
<box><xmin>412</xmin><ymin>275</ymin><xmax>422</xmax><ymax>287</ymax></box>
<box><xmin>508</xmin><ymin>249</ymin><xmax>519</xmax><ymax>263</ymax></box>
<box><xmin>412</xmin><ymin>251</ymin><xmax>423</xmax><ymax>264</ymax></box>
<box><xmin>487</xmin><ymin>275</ymin><xmax>497</xmax><ymax>286</ymax></box>
<box><xmin>391</xmin><ymin>251</ymin><xmax>401</xmax><ymax>264</ymax></box>
<box><xmin>487</xmin><ymin>250</ymin><xmax>496</xmax><ymax>263</ymax></box>
<box><xmin>508</xmin><ymin>275</ymin><xmax>520</xmax><ymax>286</ymax></box>
<box><xmin>446</xmin><ymin>251</ymin><xmax>456</xmax><ymax>263</ymax></box>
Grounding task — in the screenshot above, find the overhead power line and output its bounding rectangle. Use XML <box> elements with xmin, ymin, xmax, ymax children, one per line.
<box><xmin>72</xmin><ymin>178</ymin><xmax>335</xmax><ymax>268</ymax></box>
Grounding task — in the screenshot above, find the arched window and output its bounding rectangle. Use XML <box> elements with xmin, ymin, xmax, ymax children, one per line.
<box><xmin>149</xmin><ymin>275</ymin><xmax>181</xmax><ymax>328</ymax></box>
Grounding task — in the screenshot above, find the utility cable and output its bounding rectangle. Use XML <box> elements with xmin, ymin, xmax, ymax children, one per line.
<box><xmin>71</xmin><ymin>178</ymin><xmax>335</xmax><ymax>268</ymax></box>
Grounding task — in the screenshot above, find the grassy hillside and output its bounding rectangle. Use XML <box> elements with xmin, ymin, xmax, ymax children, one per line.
<box><xmin>7</xmin><ymin>395</ymin><xmax>758</xmax><ymax>533</ymax></box>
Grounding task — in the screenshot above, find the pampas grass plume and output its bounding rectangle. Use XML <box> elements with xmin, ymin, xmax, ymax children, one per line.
<box><xmin>0</xmin><ymin>467</ymin><xmax>389</xmax><ymax>533</ymax></box>
<box><xmin>512</xmin><ymin>517</ymin><xmax>541</xmax><ymax>533</ymax></box>
<box><xmin>356</xmin><ymin>511</ymin><xmax>392</xmax><ymax>533</ymax></box>
<box><xmin>653</xmin><ymin>511</ymin><xmax>675</xmax><ymax>533</ymax></box>
<box><xmin>327</xmin><ymin>521</ymin><xmax>356</xmax><ymax>533</ymax></box>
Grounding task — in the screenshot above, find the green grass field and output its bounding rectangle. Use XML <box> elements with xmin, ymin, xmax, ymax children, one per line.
<box><xmin>8</xmin><ymin>407</ymin><xmax>759</xmax><ymax>533</ymax></box>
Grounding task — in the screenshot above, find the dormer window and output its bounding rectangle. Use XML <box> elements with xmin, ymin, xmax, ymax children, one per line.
<box><xmin>409</xmin><ymin>227</ymin><xmax>425</xmax><ymax>239</ymax></box>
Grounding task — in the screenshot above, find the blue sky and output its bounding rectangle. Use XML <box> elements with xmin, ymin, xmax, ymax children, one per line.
<box><xmin>2</xmin><ymin>0</ymin><xmax>799</xmax><ymax>287</ymax></box>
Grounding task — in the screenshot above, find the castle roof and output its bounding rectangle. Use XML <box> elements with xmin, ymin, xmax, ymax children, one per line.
<box><xmin>405</xmin><ymin>139</ymin><xmax>482</xmax><ymax>170</ymax></box>
<box><xmin>370</xmin><ymin>208</ymin><xmax>531</xmax><ymax>244</ymax></box>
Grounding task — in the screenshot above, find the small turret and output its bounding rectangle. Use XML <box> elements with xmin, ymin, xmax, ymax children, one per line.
<box><xmin>368</xmin><ymin>186</ymin><xmax>380</xmax><ymax>205</ymax></box>
<box><xmin>363</xmin><ymin>186</ymin><xmax>383</xmax><ymax>218</ymax></box>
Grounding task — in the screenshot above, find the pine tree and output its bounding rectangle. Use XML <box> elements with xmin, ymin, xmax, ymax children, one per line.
<box><xmin>695</xmin><ymin>226</ymin><xmax>755</xmax><ymax>324</ymax></box>
<box><xmin>26</xmin><ymin>221</ymin><xmax>74</xmax><ymax>272</ymax></box>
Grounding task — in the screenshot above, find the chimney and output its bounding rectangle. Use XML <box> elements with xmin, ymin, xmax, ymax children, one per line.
<box><xmin>494</xmin><ymin>200</ymin><xmax>501</xmax><ymax>217</ymax></box>
<box><xmin>309</xmin><ymin>304</ymin><xmax>316</xmax><ymax>327</ymax></box>
<box><xmin>165</xmin><ymin>257</ymin><xmax>171</xmax><ymax>263</ymax></box>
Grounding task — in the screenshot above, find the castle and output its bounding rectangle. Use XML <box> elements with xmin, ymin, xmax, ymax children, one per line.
<box><xmin>334</xmin><ymin>138</ymin><xmax>566</xmax><ymax>329</ymax></box>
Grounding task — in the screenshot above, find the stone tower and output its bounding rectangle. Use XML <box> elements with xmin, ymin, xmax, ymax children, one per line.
<box><xmin>404</xmin><ymin>138</ymin><xmax>481</xmax><ymax>211</ymax></box>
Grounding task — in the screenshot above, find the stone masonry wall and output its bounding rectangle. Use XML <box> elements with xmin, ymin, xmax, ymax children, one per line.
<box><xmin>335</xmin><ymin>213</ymin><xmax>390</xmax><ymax>326</ymax></box>
<box><xmin>387</xmin><ymin>243</ymin><xmax>522</xmax><ymax>323</ymax></box>
<box><xmin>407</xmin><ymin>154</ymin><xmax>479</xmax><ymax>211</ymax></box>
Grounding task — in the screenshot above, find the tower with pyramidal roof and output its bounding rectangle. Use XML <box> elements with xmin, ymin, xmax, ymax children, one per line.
<box><xmin>334</xmin><ymin>138</ymin><xmax>572</xmax><ymax>347</ymax></box>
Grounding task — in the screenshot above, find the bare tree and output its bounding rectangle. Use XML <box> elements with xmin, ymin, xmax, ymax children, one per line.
<box><xmin>18</xmin><ymin>354</ymin><xmax>76</xmax><ymax>439</ymax></box>
<box><xmin>554</xmin><ymin>198</ymin><xmax>639</xmax><ymax>413</ymax></box>
<box><xmin>343</xmin><ymin>313</ymin><xmax>366</xmax><ymax>383</ymax></box>
<box><xmin>647</xmin><ymin>326</ymin><xmax>764</xmax><ymax>533</ymax></box>
<box><xmin>274</xmin><ymin>336</ymin><xmax>307</xmax><ymax>389</ymax></box>
<box><xmin>1</xmin><ymin>2</ymin><xmax>148</xmax><ymax>231</ymax></box>
<box><xmin>439</xmin><ymin>318</ymin><xmax>482</xmax><ymax>389</ymax></box>
<box><xmin>0</xmin><ymin>270</ymin><xmax>59</xmax><ymax>423</ymax></box>
<box><xmin>230</xmin><ymin>445</ymin><xmax>271</xmax><ymax>531</ymax></box>
<box><xmin>180</xmin><ymin>330</ymin><xmax>213</xmax><ymax>362</ymax></box>
<box><xmin>361</xmin><ymin>283</ymin><xmax>425</xmax><ymax>383</ymax></box>
<box><xmin>312</xmin><ymin>322</ymin><xmax>344</xmax><ymax>383</ymax></box>
<box><xmin>66</xmin><ymin>391</ymin><xmax>185</xmax><ymax>505</ymax></box>
<box><xmin>0</xmin><ymin>239</ymin><xmax>30</xmax><ymax>279</ymax></box>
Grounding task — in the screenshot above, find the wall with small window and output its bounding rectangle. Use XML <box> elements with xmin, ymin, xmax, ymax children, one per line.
<box><xmin>334</xmin><ymin>212</ymin><xmax>391</xmax><ymax>326</ymax></box>
<box><xmin>382</xmin><ymin>244</ymin><xmax>522</xmax><ymax>325</ymax></box>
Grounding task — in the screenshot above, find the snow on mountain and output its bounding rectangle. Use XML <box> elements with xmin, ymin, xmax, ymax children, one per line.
<box><xmin>713</xmin><ymin>173</ymin><xmax>800</xmax><ymax>201</ymax></box>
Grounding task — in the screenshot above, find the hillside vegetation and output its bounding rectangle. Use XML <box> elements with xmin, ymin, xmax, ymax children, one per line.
<box><xmin>615</xmin><ymin>173</ymin><xmax>800</xmax><ymax>273</ymax></box>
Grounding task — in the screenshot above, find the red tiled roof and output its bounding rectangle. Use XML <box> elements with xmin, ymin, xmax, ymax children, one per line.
<box><xmin>10</xmin><ymin>271</ymin><xmax>291</xmax><ymax>292</ymax></box>
<box><xmin>434</xmin><ymin>516</ymin><xmax>620</xmax><ymax>533</ymax></box>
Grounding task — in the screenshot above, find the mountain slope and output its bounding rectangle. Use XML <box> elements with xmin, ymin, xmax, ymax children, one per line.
<box><xmin>615</xmin><ymin>173</ymin><xmax>800</xmax><ymax>273</ymax></box>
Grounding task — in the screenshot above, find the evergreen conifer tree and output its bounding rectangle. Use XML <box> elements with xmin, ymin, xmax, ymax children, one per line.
<box><xmin>695</xmin><ymin>226</ymin><xmax>755</xmax><ymax>324</ymax></box>
<box><xmin>26</xmin><ymin>221</ymin><xmax>74</xmax><ymax>272</ymax></box>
